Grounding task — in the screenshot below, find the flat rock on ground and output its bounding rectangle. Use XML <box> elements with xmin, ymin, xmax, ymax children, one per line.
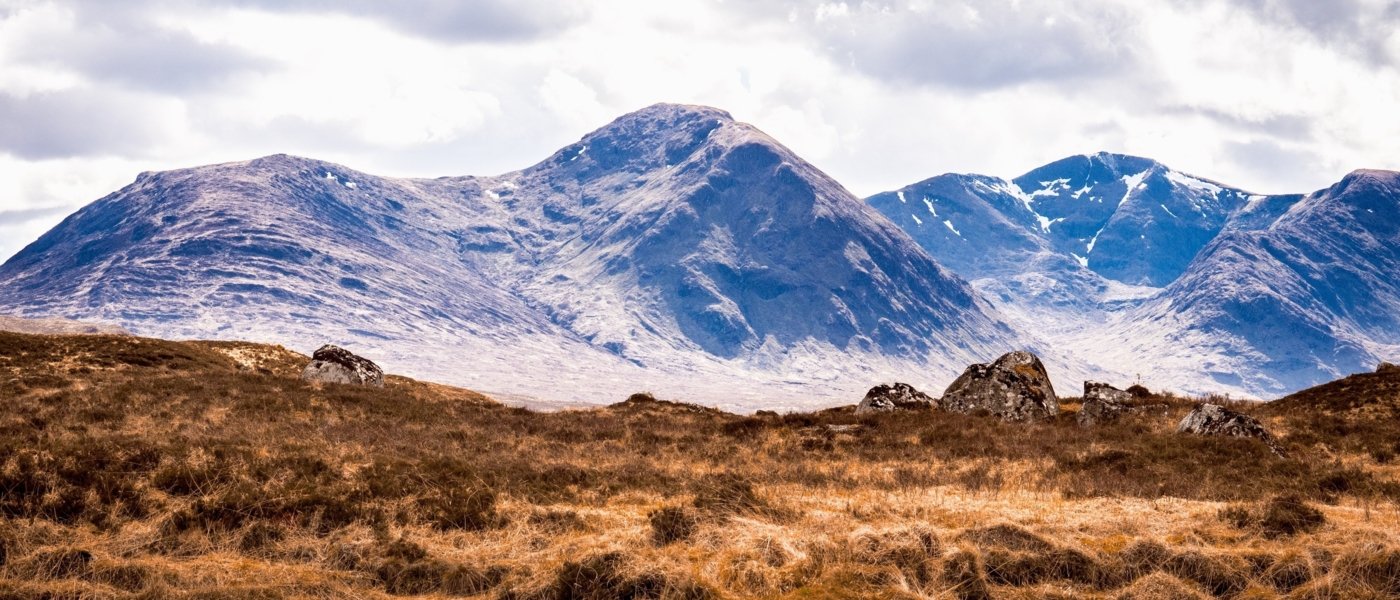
<box><xmin>1176</xmin><ymin>403</ymin><xmax>1284</xmax><ymax>457</ymax></box>
<box><xmin>855</xmin><ymin>382</ymin><xmax>935</xmax><ymax>413</ymax></box>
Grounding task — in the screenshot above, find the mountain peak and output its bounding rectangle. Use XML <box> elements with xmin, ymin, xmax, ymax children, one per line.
<box><xmin>623</xmin><ymin>102</ymin><xmax>735</xmax><ymax>123</ymax></box>
<box><xmin>1337</xmin><ymin>168</ymin><xmax>1400</xmax><ymax>190</ymax></box>
<box><xmin>533</xmin><ymin>103</ymin><xmax>772</xmax><ymax>175</ymax></box>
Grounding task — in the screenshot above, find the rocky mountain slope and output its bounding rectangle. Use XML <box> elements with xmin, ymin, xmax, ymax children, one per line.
<box><xmin>1128</xmin><ymin>169</ymin><xmax>1400</xmax><ymax>393</ymax></box>
<box><xmin>0</xmin><ymin>104</ymin><xmax>1017</xmax><ymax>410</ymax></box>
<box><xmin>870</xmin><ymin>155</ymin><xmax>1400</xmax><ymax>397</ymax></box>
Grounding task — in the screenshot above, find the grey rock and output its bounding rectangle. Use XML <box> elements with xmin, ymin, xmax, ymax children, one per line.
<box><xmin>1078</xmin><ymin>381</ymin><xmax>1168</xmax><ymax>426</ymax></box>
<box><xmin>1078</xmin><ymin>381</ymin><xmax>1131</xmax><ymax>426</ymax></box>
<box><xmin>855</xmin><ymin>382</ymin><xmax>934</xmax><ymax>414</ymax></box>
<box><xmin>1176</xmin><ymin>403</ymin><xmax>1284</xmax><ymax>457</ymax></box>
<box><xmin>940</xmin><ymin>351</ymin><xmax>1058</xmax><ymax>421</ymax></box>
<box><xmin>300</xmin><ymin>344</ymin><xmax>384</xmax><ymax>387</ymax></box>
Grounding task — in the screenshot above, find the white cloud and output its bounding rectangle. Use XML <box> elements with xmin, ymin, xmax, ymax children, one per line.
<box><xmin>0</xmin><ymin>0</ymin><xmax>1398</xmax><ymax>263</ymax></box>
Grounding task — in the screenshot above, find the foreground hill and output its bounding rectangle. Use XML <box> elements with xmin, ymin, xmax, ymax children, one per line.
<box><xmin>870</xmin><ymin>155</ymin><xmax>1400</xmax><ymax>397</ymax></box>
<box><xmin>1</xmin><ymin>331</ymin><xmax>1397</xmax><ymax>598</ymax></box>
<box><xmin>0</xmin><ymin>104</ymin><xmax>1015</xmax><ymax>410</ymax></box>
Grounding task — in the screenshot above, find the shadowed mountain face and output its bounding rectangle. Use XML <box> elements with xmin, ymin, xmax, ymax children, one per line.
<box><xmin>869</xmin><ymin>152</ymin><xmax>1254</xmax><ymax>289</ymax></box>
<box><xmin>1139</xmin><ymin>169</ymin><xmax>1400</xmax><ymax>392</ymax></box>
<box><xmin>0</xmin><ymin>103</ymin><xmax>1015</xmax><ymax>409</ymax></box>
<box><xmin>870</xmin><ymin>155</ymin><xmax>1400</xmax><ymax>398</ymax></box>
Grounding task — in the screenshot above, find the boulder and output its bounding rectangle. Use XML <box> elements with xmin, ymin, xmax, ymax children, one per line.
<box><xmin>300</xmin><ymin>344</ymin><xmax>384</xmax><ymax>387</ymax></box>
<box><xmin>1078</xmin><ymin>381</ymin><xmax>1168</xmax><ymax>426</ymax></box>
<box><xmin>1378</xmin><ymin>361</ymin><xmax>1399</xmax><ymax>374</ymax></box>
<box><xmin>1176</xmin><ymin>403</ymin><xmax>1284</xmax><ymax>457</ymax></box>
<box><xmin>1078</xmin><ymin>381</ymin><xmax>1131</xmax><ymax>426</ymax></box>
<box><xmin>940</xmin><ymin>351</ymin><xmax>1058</xmax><ymax>421</ymax></box>
<box><xmin>855</xmin><ymin>383</ymin><xmax>934</xmax><ymax>414</ymax></box>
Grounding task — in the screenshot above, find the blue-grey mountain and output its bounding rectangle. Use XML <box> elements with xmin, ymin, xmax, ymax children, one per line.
<box><xmin>0</xmin><ymin>104</ymin><xmax>1016</xmax><ymax>410</ymax></box>
<box><xmin>869</xmin><ymin>154</ymin><xmax>1400</xmax><ymax>397</ymax></box>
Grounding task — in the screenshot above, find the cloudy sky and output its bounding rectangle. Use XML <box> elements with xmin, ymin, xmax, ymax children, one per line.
<box><xmin>2</xmin><ymin>0</ymin><xmax>1398</xmax><ymax>261</ymax></box>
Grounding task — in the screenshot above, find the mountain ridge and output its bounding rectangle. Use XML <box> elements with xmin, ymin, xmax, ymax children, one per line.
<box><xmin>868</xmin><ymin>153</ymin><xmax>1400</xmax><ymax>398</ymax></box>
<box><xmin>0</xmin><ymin>103</ymin><xmax>1020</xmax><ymax>410</ymax></box>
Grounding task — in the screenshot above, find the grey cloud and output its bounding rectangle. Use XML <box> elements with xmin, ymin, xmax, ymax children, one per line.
<box><xmin>215</xmin><ymin>0</ymin><xmax>589</xmax><ymax>43</ymax></box>
<box><xmin>19</xmin><ymin>26</ymin><xmax>273</xmax><ymax>94</ymax></box>
<box><xmin>738</xmin><ymin>1</ymin><xmax>1142</xmax><ymax>90</ymax></box>
<box><xmin>0</xmin><ymin>90</ymin><xmax>168</xmax><ymax>160</ymax></box>
<box><xmin>1164</xmin><ymin>105</ymin><xmax>1315</xmax><ymax>141</ymax></box>
<box><xmin>0</xmin><ymin>205</ymin><xmax>74</xmax><ymax>226</ymax></box>
<box><xmin>1184</xmin><ymin>0</ymin><xmax>1400</xmax><ymax>64</ymax></box>
<box><xmin>1222</xmin><ymin>138</ymin><xmax>1326</xmax><ymax>192</ymax></box>
<box><xmin>9</xmin><ymin>1</ymin><xmax>273</xmax><ymax>94</ymax></box>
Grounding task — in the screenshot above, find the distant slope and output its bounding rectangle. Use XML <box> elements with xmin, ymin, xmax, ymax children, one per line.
<box><xmin>0</xmin><ymin>315</ymin><xmax>128</xmax><ymax>335</ymax></box>
<box><xmin>1263</xmin><ymin>363</ymin><xmax>1400</xmax><ymax>417</ymax></box>
<box><xmin>0</xmin><ymin>104</ymin><xmax>1017</xmax><ymax>410</ymax></box>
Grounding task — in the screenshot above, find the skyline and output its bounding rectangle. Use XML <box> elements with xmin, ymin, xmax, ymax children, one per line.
<box><xmin>2</xmin><ymin>0</ymin><xmax>1399</xmax><ymax>261</ymax></box>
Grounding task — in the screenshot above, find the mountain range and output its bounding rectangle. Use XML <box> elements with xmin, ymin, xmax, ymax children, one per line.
<box><xmin>0</xmin><ymin>104</ymin><xmax>1017</xmax><ymax>410</ymax></box>
<box><xmin>1</xmin><ymin>103</ymin><xmax>1396</xmax><ymax>406</ymax></box>
<box><xmin>869</xmin><ymin>153</ymin><xmax>1400</xmax><ymax>396</ymax></box>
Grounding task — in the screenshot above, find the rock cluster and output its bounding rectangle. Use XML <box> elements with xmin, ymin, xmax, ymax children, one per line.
<box><xmin>1077</xmin><ymin>381</ymin><xmax>1168</xmax><ymax>426</ymax></box>
<box><xmin>300</xmin><ymin>344</ymin><xmax>384</xmax><ymax>387</ymax></box>
<box><xmin>940</xmin><ymin>351</ymin><xmax>1058</xmax><ymax>421</ymax></box>
<box><xmin>1077</xmin><ymin>381</ymin><xmax>1131</xmax><ymax>426</ymax></box>
<box><xmin>1378</xmin><ymin>361</ymin><xmax>1399</xmax><ymax>374</ymax></box>
<box><xmin>855</xmin><ymin>383</ymin><xmax>934</xmax><ymax>414</ymax></box>
<box><xmin>1176</xmin><ymin>403</ymin><xmax>1284</xmax><ymax>457</ymax></box>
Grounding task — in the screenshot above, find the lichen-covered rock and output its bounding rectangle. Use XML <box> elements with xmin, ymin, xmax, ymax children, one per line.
<box><xmin>940</xmin><ymin>351</ymin><xmax>1058</xmax><ymax>421</ymax></box>
<box><xmin>855</xmin><ymin>383</ymin><xmax>934</xmax><ymax>414</ymax></box>
<box><xmin>1078</xmin><ymin>381</ymin><xmax>1131</xmax><ymax>426</ymax></box>
<box><xmin>1078</xmin><ymin>381</ymin><xmax>1168</xmax><ymax>426</ymax></box>
<box><xmin>1176</xmin><ymin>403</ymin><xmax>1284</xmax><ymax>457</ymax></box>
<box><xmin>300</xmin><ymin>344</ymin><xmax>384</xmax><ymax>387</ymax></box>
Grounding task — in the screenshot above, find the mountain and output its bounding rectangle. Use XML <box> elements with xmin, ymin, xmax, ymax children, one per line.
<box><xmin>0</xmin><ymin>104</ymin><xmax>1016</xmax><ymax>410</ymax></box>
<box><xmin>1013</xmin><ymin>153</ymin><xmax>1254</xmax><ymax>287</ymax></box>
<box><xmin>869</xmin><ymin>152</ymin><xmax>1254</xmax><ymax>289</ymax></box>
<box><xmin>869</xmin><ymin>156</ymin><xmax>1400</xmax><ymax>397</ymax></box>
<box><xmin>1127</xmin><ymin>169</ymin><xmax>1400</xmax><ymax>393</ymax></box>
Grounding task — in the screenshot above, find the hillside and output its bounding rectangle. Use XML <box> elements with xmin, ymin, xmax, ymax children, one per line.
<box><xmin>1</xmin><ymin>331</ymin><xmax>1398</xmax><ymax>598</ymax></box>
<box><xmin>0</xmin><ymin>104</ymin><xmax>1015</xmax><ymax>411</ymax></box>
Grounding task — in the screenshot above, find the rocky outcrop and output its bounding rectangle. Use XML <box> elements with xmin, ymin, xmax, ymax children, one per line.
<box><xmin>300</xmin><ymin>344</ymin><xmax>384</xmax><ymax>387</ymax></box>
<box><xmin>1078</xmin><ymin>381</ymin><xmax>1167</xmax><ymax>426</ymax></box>
<box><xmin>1078</xmin><ymin>381</ymin><xmax>1131</xmax><ymax>426</ymax></box>
<box><xmin>855</xmin><ymin>383</ymin><xmax>934</xmax><ymax>414</ymax></box>
<box><xmin>1378</xmin><ymin>361</ymin><xmax>1399</xmax><ymax>374</ymax></box>
<box><xmin>1176</xmin><ymin>403</ymin><xmax>1284</xmax><ymax>457</ymax></box>
<box><xmin>940</xmin><ymin>351</ymin><xmax>1058</xmax><ymax>421</ymax></box>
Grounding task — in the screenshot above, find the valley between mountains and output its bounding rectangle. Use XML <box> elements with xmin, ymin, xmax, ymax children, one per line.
<box><xmin>1</xmin><ymin>103</ymin><xmax>1397</xmax><ymax>408</ymax></box>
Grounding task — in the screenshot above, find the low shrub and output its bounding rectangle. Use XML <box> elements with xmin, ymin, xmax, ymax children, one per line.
<box><xmin>940</xmin><ymin>548</ymin><xmax>992</xmax><ymax>600</ymax></box>
<box><xmin>549</xmin><ymin>551</ymin><xmax>714</xmax><ymax>600</ymax></box>
<box><xmin>691</xmin><ymin>473</ymin><xmax>776</xmax><ymax>518</ymax></box>
<box><xmin>419</xmin><ymin>486</ymin><xmax>501</xmax><ymax>531</ymax></box>
<box><xmin>1220</xmin><ymin>494</ymin><xmax>1325</xmax><ymax>538</ymax></box>
<box><xmin>648</xmin><ymin>506</ymin><xmax>698</xmax><ymax>545</ymax></box>
<box><xmin>1162</xmin><ymin>551</ymin><xmax>1248</xmax><ymax>597</ymax></box>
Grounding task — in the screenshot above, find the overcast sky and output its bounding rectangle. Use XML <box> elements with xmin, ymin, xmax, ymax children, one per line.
<box><xmin>2</xmin><ymin>0</ymin><xmax>1398</xmax><ymax>261</ymax></box>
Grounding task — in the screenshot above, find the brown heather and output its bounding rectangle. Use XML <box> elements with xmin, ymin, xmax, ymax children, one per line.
<box><xmin>1</xmin><ymin>330</ymin><xmax>1398</xmax><ymax>598</ymax></box>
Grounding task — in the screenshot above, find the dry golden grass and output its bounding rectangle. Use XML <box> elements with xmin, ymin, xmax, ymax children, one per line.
<box><xmin>1</xmin><ymin>331</ymin><xmax>1398</xmax><ymax>599</ymax></box>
